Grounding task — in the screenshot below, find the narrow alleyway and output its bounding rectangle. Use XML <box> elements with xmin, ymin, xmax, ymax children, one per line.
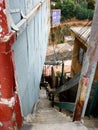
<box><xmin>21</xmin><ymin>87</ymin><xmax>94</xmax><ymax>130</ymax></box>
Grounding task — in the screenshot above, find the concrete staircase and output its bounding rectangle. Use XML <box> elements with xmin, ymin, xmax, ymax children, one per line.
<box><xmin>21</xmin><ymin>88</ymin><xmax>96</xmax><ymax>130</ymax></box>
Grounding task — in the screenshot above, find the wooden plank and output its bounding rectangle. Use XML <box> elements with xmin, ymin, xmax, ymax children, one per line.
<box><xmin>56</xmin><ymin>73</ymin><xmax>80</xmax><ymax>93</ymax></box>
<box><xmin>53</xmin><ymin>101</ymin><xmax>75</xmax><ymax>112</ymax></box>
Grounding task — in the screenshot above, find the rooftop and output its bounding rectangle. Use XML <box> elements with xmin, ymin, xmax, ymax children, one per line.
<box><xmin>70</xmin><ymin>26</ymin><xmax>91</xmax><ymax>46</ymax></box>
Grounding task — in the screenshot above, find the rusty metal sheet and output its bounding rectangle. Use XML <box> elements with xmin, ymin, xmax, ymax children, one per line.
<box><xmin>73</xmin><ymin>77</ymin><xmax>89</xmax><ymax>121</ymax></box>
<box><xmin>73</xmin><ymin>2</ymin><xmax>98</xmax><ymax>121</ymax></box>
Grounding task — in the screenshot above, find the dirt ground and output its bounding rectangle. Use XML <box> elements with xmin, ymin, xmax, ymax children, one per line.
<box><xmin>52</xmin><ymin>19</ymin><xmax>92</xmax><ymax>28</ymax></box>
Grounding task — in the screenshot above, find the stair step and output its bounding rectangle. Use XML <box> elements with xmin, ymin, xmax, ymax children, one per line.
<box><xmin>22</xmin><ymin>88</ymin><xmax>89</xmax><ymax>130</ymax></box>
<box><xmin>30</xmin><ymin>122</ymin><xmax>88</xmax><ymax>130</ymax></box>
<box><xmin>53</xmin><ymin>101</ymin><xmax>75</xmax><ymax>112</ymax></box>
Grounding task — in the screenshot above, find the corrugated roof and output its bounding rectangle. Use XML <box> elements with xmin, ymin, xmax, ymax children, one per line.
<box><xmin>70</xmin><ymin>26</ymin><xmax>91</xmax><ymax>44</ymax></box>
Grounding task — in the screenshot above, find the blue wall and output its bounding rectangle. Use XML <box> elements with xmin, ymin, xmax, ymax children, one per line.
<box><xmin>8</xmin><ymin>0</ymin><xmax>50</xmax><ymax>116</ymax></box>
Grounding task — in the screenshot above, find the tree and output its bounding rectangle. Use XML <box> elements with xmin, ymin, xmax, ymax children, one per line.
<box><xmin>74</xmin><ymin>0</ymin><xmax>94</xmax><ymax>20</ymax></box>
<box><xmin>87</xmin><ymin>0</ymin><xmax>95</xmax><ymax>10</ymax></box>
<box><xmin>61</xmin><ymin>0</ymin><xmax>75</xmax><ymax>19</ymax></box>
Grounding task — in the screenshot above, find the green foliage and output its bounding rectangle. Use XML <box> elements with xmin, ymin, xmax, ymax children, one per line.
<box><xmin>75</xmin><ymin>4</ymin><xmax>94</xmax><ymax>20</ymax></box>
<box><xmin>56</xmin><ymin>71</ymin><xmax>61</xmax><ymax>77</ymax></box>
<box><xmin>55</xmin><ymin>2</ymin><xmax>62</xmax><ymax>9</ymax></box>
<box><xmin>61</xmin><ymin>0</ymin><xmax>75</xmax><ymax>19</ymax></box>
<box><xmin>61</xmin><ymin>16</ymin><xmax>65</xmax><ymax>22</ymax></box>
<box><xmin>54</xmin><ymin>0</ymin><xmax>60</xmax><ymax>2</ymax></box>
<box><xmin>87</xmin><ymin>0</ymin><xmax>95</xmax><ymax>10</ymax></box>
<box><xmin>51</xmin><ymin>0</ymin><xmax>94</xmax><ymax>21</ymax></box>
<box><xmin>60</xmin><ymin>40</ymin><xmax>64</xmax><ymax>43</ymax></box>
<box><xmin>75</xmin><ymin>5</ymin><xmax>87</xmax><ymax>20</ymax></box>
<box><xmin>63</xmin><ymin>27</ymin><xmax>70</xmax><ymax>36</ymax></box>
<box><xmin>51</xmin><ymin>4</ymin><xmax>55</xmax><ymax>9</ymax></box>
<box><xmin>87</xmin><ymin>9</ymin><xmax>94</xmax><ymax>20</ymax></box>
<box><xmin>79</xmin><ymin>1</ymin><xmax>87</xmax><ymax>9</ymax></box>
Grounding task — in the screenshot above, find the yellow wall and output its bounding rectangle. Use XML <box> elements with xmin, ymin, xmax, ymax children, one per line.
<box><xmin>71</xmin><ymin>37</ymin><xmax>98</xmax><ymax>81</ymax></box>
<box><xmin>71</xmin><ymin>38</ymin><xmax>82</xmax><ymax>77</ymax></box>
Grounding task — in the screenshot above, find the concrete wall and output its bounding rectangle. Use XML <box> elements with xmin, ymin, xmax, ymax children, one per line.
<box><xmin>8</xmin><ymin>0</ymin><xmax>50</xmax><ymax>116</ymax></box>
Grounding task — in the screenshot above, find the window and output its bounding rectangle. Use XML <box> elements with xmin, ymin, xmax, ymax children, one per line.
<box><xmin>78</xmin><ymin>48</ymin><xmax>86</xmax><ymax>65</ymax></box>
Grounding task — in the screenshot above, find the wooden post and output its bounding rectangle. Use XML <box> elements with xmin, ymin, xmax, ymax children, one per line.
<box><xmin>73</xmin><ymin>2</ymin><xmax>98</xmax><ymax>121</ymax></box>
<box><xmin>60</xmin><ymin>61</ymin><xmax>64</xmax><ymax>86</ymax></box>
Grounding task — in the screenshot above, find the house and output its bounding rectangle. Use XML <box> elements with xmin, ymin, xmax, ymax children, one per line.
<box><xmin>70</xmin><ymin>26</ymin><xmax>98</xmax><ymax>116</ymax></box>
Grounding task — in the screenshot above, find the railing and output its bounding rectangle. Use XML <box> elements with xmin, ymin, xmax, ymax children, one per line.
<box><xmin>53</xmin><ymin>102</ymin><xmax>75</xmax><ymax>112</ymax></box>
<box><xmin>49</xmin><ymin>73</ymin><xmax>80</xmax><ymax>113</ymax></box>
<box><xmin>55</xmin><ymin>73</ymin><xmax>80</xmax><ymax>94</ymax></box>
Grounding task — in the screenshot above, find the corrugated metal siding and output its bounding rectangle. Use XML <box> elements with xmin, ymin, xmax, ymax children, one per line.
<box><xmin>8</xmin><ymin>0</ymin><xmax>50</xmax><ymax>116</ymax></box>
<box><xmin>70</xmin><ymin>26</ymin><xmax>91</xmax><ymax>44</ymax></box>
